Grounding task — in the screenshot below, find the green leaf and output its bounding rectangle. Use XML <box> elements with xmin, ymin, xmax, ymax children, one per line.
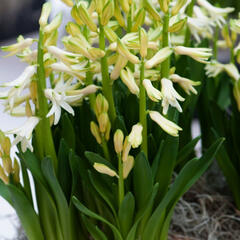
<box><xmin>8</xmin><ymin>184</ymin><xmax>44</xmax><ymax>240</ymax></box>
<box><xmin>133</xmin><ymin>152</ymin><xmax>153</xmax><ymax>209</ymax></box>
<box><xmin>0</xmin><ymin>179</ymin><xmax>12</xmax><ymax>204</ymax></box>
<box><xmin>118</xmin><ymin>192</ymin><xmax>135</xmax><ymax>238</ymax></box>
<box><xmin>81</xmin><ymin>214</ymin><xmax>108</xmax><ymax>240</ymax></box>
<box><xmin>61</xmin><ymin>113</ymin><xmax>76</xmax><ymax>150</ymax></box>
<box><xmin>142</xmin><ymin>138</ymin><xmax>224</xmax><ymax>240</ymax></box>
<box><xmin>42</xmin><ymin>157</ymin><xmax>72</xmax><ymax>240</ymax></box>
<box><xmin>176</xmin><ymin>136</ymin><xmax>201</xmax><ymax>166</ymax></box>
<box><xmin>73</xmin><ymin>196</ymin><xmax>123</xmax><ymax>240</ymax></box>
<box><xmin>151</xmin><ymin>140</ymin><xmax>164</xmax><ymax>179</ymax></box>
<box><xmin>58</xmin><ymin>139</ymin><xmax>72</xmax><ymax>202</ymax></box>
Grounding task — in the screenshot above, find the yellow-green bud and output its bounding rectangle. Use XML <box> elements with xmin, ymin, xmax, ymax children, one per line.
<box><xmin>13</xmin><ymin>158</ymin><xmax>20</xmax><ymax>183</ymax></box>
<box><xmin>39</xmin><ymin>2</ymin><xmax>52</xmax><ymax>27</ymax></box>
<box><xmin>123</xmin><ymin>155</ymin><xmax>134</xmax><ymax>179</ymax></box>
<box><xmin>66</xmin><ymin>22</ymin><xmax>81</xmax><ymax>36</ymax></box>
<box><xmin>101</xmin><ymin>0</ymin><xmax>114</xmax><ymax>26</ymax></box>
<box><xmin>89</xmin><ymin>48</ymin><xmax>105</xmax><ymax>60</ymax></box>
<box><xmin>104</xmin><ymin>26</ymin><xmax>118</xmax><ymax>43</ymax></box>
<box><xmin>105</xmin><ymin>121</ymin><xmax>111</xmax><ymax>141</ymax></box>
<box><xmin>93</xmin><ymin>163</ymin><xmax>118</xmax><ymax>177</ymax></box>
<box><xmin>94</xmin><ymin>0</ymin><xmax>104</xmax><ymax>14</ymax></box>
<box><xmin>43</xmin><ymin>13</ymin><xmax>63</xmax><ymax>34</ymax></box>
<box><xmin>168</xmin><ymin>18</ymin><xmax>187</xmax><ymax>33</ymax></box>
<box><xmin>95</xmin><ymin>94</ymin><xmax>109</xmax><ymax>116</ymax></box>
<box><xmin>144</xmin><ymin>0</ymin><xmax>162</xmax><ymax>22</ymax></box>
<box><xmin>171</xmin><ymin>0</ymin><xmax>187</xmax><ymax>16</ymax></box>
<box><xmin>158</xmin><ymin>0</ymin><xmax>169</xmax><ymax>13</ymax></box>
<box><xmin>0</xmin><ymin>165</ymin><xmax>8</xmax><ymax>184</ymax></box>
<box><xmin>2</xmin><ymin>136</ymin><xmax>11</xmax><ymax>156</ymax></box>
<box><xmin>44</xmin><ymin>30</ymin><xmax>58</xmax><ymax>47</ymax></box>
<box><xmin>131</xmin><ymin>9</ymin><xmax>146</xmax><ymax>32</ymax></box>
<box><xmin>60</xmin><ymin>0</ymin><xmax>74</xmax><ymax>7</ymax></box>
<box><xmin>222</xmin><ymin>25</ymin><xmax>233</xmax><ymax>48</ymax></box>
<box><xmin>119</xmin><ymin>0</ymin><xmax>129</xmax><ymax>13</ymax></box>
<box><xmin>114</xmin><ymin>129</ymin><xmax>124</xmax><ymax>154</ymax></box>
<box><xmin>25</xmin><ymin>100</ymin><xmax>33</xmax><ymax>117</ymax></box>
<box><xmin>111</xmin><ymin>54</ymin><xmax>128</xmax><ymax>80</ymax></box>
<box><xmin>90</xmin><ymin>121</ymin><xmax>102</xmax><ymax>144</ymax></box>
<box><xmin>2</xmin><ymin>156</ymin><xmax>12</xmax><ymax>175</ymax></box>
<box><xmin>139</xmin><ymin>28</ymin><xmax>148</xmax><ymax>58</ymax></box>
<box><xmin>114</xmin><ymin>0</ymin><xmax>125</xmax><ymax>27</ymax></box>
<box><xmin>98</xmin><ymin>113</ymin><xmax>109</xmax><ymax>133</ymax></box>
<box><xmin>122</xmin><ymin>137</ymin><xmax>131</xmax><ymax>162</ymax></box>
<box><xmin>0</xmin><ymin>131</ymin><xmax>5</xmax><ymax>145</ymax></box>
<box><xmin>71</xmin><ymin>5</ymin><xmax>84</xmax><ymax>25</ymax></box>
<box><xmin>78</xmin><ymin>4</ymin><xmax>98</xmax><ymax>32</ymax></box>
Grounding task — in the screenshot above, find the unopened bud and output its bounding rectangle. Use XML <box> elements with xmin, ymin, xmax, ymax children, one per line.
<box><xmin>78</xmin><ymin>4</ymin><xmax>98</xmax><ymax>32</ymax></box>
<box><xmin>144</xmin><ymin>0</ymin><xmax>162</xmax><ymax>22</ymax></box>
<box><xmin>119</xmin><ymin>0</ymin><xmax>129</xmax><ymax>13</ymax></box>
<box><xmin>95</xmin><ymin>94</ymin><xmax>109</xmax><ymax>116</ymax></box>
<box><xmin>2</xmin><ymin>137</ymin><xmax>11</xmax><ymax>156</ymax></box>
<box><xmin>158</xmin><ymin>0</ymin><xmax>169</xmax><ymax>13</ymax></box>
<box><xmin>131</xmin><ymin>9</ymin><xmax>146</xmax><ymax>32</ymax></box>
<box><xmin>0</xmin><ymin>165</ymin><xmax>8</xmax><ymax>184</ymax></box>
<box><xmin>222</xmin><ymin>25</ymin><xmax>233</xmax><ymax>48</ymax></box>
<box><xmin>66</xmin><ymin>22</ymin><xmax>81</xmax><ymax>36</ymax></box>
<box><xmin>25</xmin><ymin>100</ymin><xmax>33</xmax><ymax>117</ymax></box>
<box><xmin>88</xmin><ymin>48</ymin><xmax>105</xmax><ymax>60</ymax></box>
<box><xmin>168</xmin><ymin>18</ymin><xmax>187</xmax><ymax>33</ymax></box>
<box><xmin>114</xmin><ymin>129</ymin><xmax>124</xmax><ymax>154</ymax></box>
<box><xmin>98</xmin><ymin>113</ymin><xmax>109</xmax><ymax>133</ymax></box>
<box><xmin>101</xmin><ymin>0</ymin><xmax>114</xmax><ymax>26</ymax></box>
<box><xmin>123</xmin><ymin>155</ymin><xmax>134</xmax><ymax>179</ymax></box>
<box><xmin>2</xmin><ymin>156</ymin><xmax>12</xmax><ymax>175</ymax></box>
<box><xmin>44</xmin><ymin>30</ymin><xmax>58</xmax><ymax>47</ymax></box>
<box><xmin>111</xmin><ymin>54</ymin><xmax>128</xmax><ymax>80</ymax></box>
<box><xmin>93</xmin><ymin>163</ymin><xmax>118</xmax><ymax>177</ymax></box>
<box><xmin>114</xmin><ymin>0</ymin><xmax>125</xmax><ymax>27</ymax></box>
<box><xmin>104</xmin><ymin>26</ymin><xmax>118</xmax><ymax>43</ymax></box>
<box><xmin>71</xmin><ymin>5</ymin><xmax>84</xmax><ymax>25</ymax></box>
<box><xmin>90</xmin><ymin>121</ymin><xmax>102</xmax><ymax>144</ymax></box>
<box><xmin>39</xmin><ymin>2</ymin><xmax>52</xmax><ymax>27</ymax></box>
<box><xmin>139</xmin><ymin>28</ymin><xmax>148</xmax><ymax>58</ymax></box>
<box><xmin>122</xmin><ymin>137</ymin><xmax>131</xmax><ymax>162</ymax></box>
<box><xmin>13</xmin><ymin>158</ymin><xmax>20</xmax><ymax>183</ymax></box>
<box><xmin>60</xmin><ymin>0</ymin><xmax>74</xmax><ymax>7</ymax></box>
<box><xmin>171</xmin><ymin>0</ymin><xmax>187</xmax><ymax>16</ymax></box>
<box><xmin>105</xmin><ymin>121</ymin><xmax>111</xmax><ymax>141</ymax></box>
<box><xmin>43</xmin><ymin>13</ymin><xmax>63</xmax><ymax>34</ymax></box>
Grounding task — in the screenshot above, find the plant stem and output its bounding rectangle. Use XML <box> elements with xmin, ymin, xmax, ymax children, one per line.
<box><xmin>213</xmin><ymin>26</ymin><xmax>219</xmax><ymax>59</ymax></box>
<box><xmin>118</xmin><ymin>154</ymin><xmax>124</xmax><ymax>207</ymax></box>
<box><xmin>139</xmin><ymin>59</ymin><xmax>148</xmax><ymax>156</ymax></box>
<box><xmin>161</xmin><ymin>13</ymin><xmax>170</xmax><ymax>78</ymax></box>
<box><xmin>101</xmin><ymin>137</ymin><xmax>111</xmax><ymax>162</ymax></box>
<box><xmin>184</xmin><ymin>0</ymin><xmax>196</xmax><ymax>47</ymax></box>
<box><xmin>99</xmin><ymin>20</ymin><xmax>117</xmax><ymax>123</ymax></box>
<box><xmin>86</xmin><ymin>61</ymin><xmax>95</xmax><ymax>110</ymax></box>
<box><xmin>35</xmin><ymin>29</ymin><xmax>57</xmax><ymax>170</ymax></box>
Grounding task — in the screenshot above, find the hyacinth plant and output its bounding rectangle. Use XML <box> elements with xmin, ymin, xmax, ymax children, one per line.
<box><xmin>0</xmin><ymin>0</ymin><xmax>225</xmax><ymax>239</ymax></box>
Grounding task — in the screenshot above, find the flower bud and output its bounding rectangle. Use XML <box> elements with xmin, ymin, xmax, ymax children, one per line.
<box><xmin>139</xmin><ymin>28</ymin><xmax>148</xmax><ymax>58</ymax></box>
<box><xmin>222</xmin><ymin>25</ymin><xmax>233</xmax><ymax>48</ymax></box>
<box><xmin>172</xmin><ymin>0</ymin><xmax>187</xmax><ymax>16</ymax></box>
<box><xmin>168</xmin><ymin>18</ymin><xmax>187</xmax><ymax>33</ymax></box>
<box><xmin>158</xmin><ymin>0</ymin><xmax>169</xmax><ymax>13</ymax></box>
<box><xmin>98</xmin><ymin>113</ymin><xmax>109</xmax><ymax>133</ymax></box>
<box><xmin>2</xmin><ymin>136</ymin><xmax>11</xmax><ymax>156</ymax></box>
<box><xmin>39</xmin><ymin>2</ymin><xmax>52</xmax><ymax>27</ymax></box>
<box><xmin>90</xmin><ymin>121</ymin><xmax>102</xmax><ymax>144</ymax></box>
<box><xmin>120</xmin><ymin>68</ymin><xmax>139</xmax><ymax>96</ymax></box>
<box><xmin>88</xmin><ymin>48</ymin><xmax>105</xmax><ymax>60</ymax></box>
<box><xmin>145</xmin><ymin>47</ymin><xmax>173</xmax><ymax>69</ymax></box>
<box><xmin>13</xmin><ymin>158</ymin><xmax>20</xmax><ymax>183</ymax></box>
<box><xmin>25</xmin><ymin>100</ymin><xmax>33</xmax><ymax>117</ymax></box>
<box><xmin>71</xmin><ymin>5</ymin><xmax>84</xmax><ymax>25</ymax></box>
<box><xmin>128</xmin><ymin>123</ymin><xmax>143</xmax><ymax>148</ymax></box>
<box><xmin>101</xmin><ymin>0</ymin><xmax>114</xmax><ymax>26</ymax></box>
<box><xmin>43</xmin><ymin>13</ymin><xmax>62</xmax><ymax>34</ymax></box>
<box><xmin>131</xmin><ymin>9</ymin><xmax>146</xmax><ymax>32</ymax></box>
<box><xmin>119</xmin><ymin>0</ymin><xmax>129</xmax><ymax>13</ymax></box>
<box><xmin>60</xmin><ymin>0</ymin><xmax>74</xmax><ymax>7</ymax></box>
<box><xmin>111</xmin><ymin>54</ymin><xmax>128</xmax><ymax>80</ymax></box>
<box><xmin>66</xmin><ymin>22</ymin><xmax>82</xmax><ymax>36</ymax></box>
<box><xmin>95</xmin><ymin>94</ymin><xmax>109</xmax><ymax>116</ymax></box>
<box><xmin>0</xmin><ymin>165</ymin><xmax>8</xmax><ymax>184</ymax></box>
<box><xmin>114</xmin><ymin>0</ymin><xmax>125</xmax><ymax>27</ymax></box>
<box><xmin>105</xmin><ymin>121</ymin><xmax>111</xmax><ymax>141</ymax></box>
<box><xmin>104</xmin><ymin>26</ymin><xmax>118</xmax><ymax>43</ymax></box>
<box><xmin>94</xmin><ymin>163</ymin><xmax>118</xmax><ymax>177</ymax></box>
<box><xmin>78</xmin><ymin>4</ymin><xmax>98</xmax><ymax>32</ymax></box>
<box><xmin>143</xmin><ymin>79</ymin><xmax>162</xmax><ymax>102</ymax></box>
<box><xmin>122</xmin><ymin>137</ymin><xmax>131</xmax><ymax>162</ymax></box>
<box><xmin>144</xmin><ymin>0</ymin><xmax>162</xmax><ymax>22</ymax></box>
<box><xmin>117</xmin><ymin>39</ymin><xmax>140</xmax><ymax>64</ymax></box>
<box><xmin>2</xmin><ymin>156</ymin><xmax>12</xmax><ymax>175</ymax></box>
<box><xmin>123</xmin><ymin>155</ymin><xmax>134</xmax><ymax>179</ymax></box>
<box><xmin>114</xmin><ymin>129</ymin><xmax>124</xmax><ymax>154</ymax></box>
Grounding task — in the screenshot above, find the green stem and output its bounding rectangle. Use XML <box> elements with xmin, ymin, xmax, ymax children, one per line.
<box><xmin>36</xmin><ymin>29</ymin><xmax>57</xmax><ymax>170</ymax></box>
<box><xmin>118</xmin><ymin>154</ymin><xmax>124</xmax><ymax>207</ymax></box>
<box><xmin>99</xmin><ymin>20</ymin><xmax>117</xmax><ymax>123</ymax></box>
<box><xmin>184</xmin><ymin>0</ymin><xmax>196</xmax><ymax>47</ymax></box>
<box><xmin>213</xmin><ymin>26</ymin><xmax>219</xmax><ymax>59</ymax></box>
<box><xmin>161</xmin><ymin>13</ymin><xmax>170</xmax><ymax>78</ymax></box>
<box><xmin>86</xmin><ymin>61</ymin><xmax>95</xmax><ymax>110</ymax></box>
<box><xmin>139</xmin><ymin>59</ymin><xmax>148</xmax><ymax>156</ymax></box>
<box><xmin>101</xmin><ymin>137</ymin><xmax>111</xmax><ymax>162</ymax></box>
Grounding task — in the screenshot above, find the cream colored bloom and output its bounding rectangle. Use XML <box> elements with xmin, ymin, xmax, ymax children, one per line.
<box><xmin>143</xmin><ymin>79</ymin><xmax>162</xmax><ymax>102</ymax></box>
<box><xmin>93</xmin><ymin>163</ymin><xmax>118</xmax><ymax>177</ymax></box>
<box><xmin>170</xmin><ymin>74</ymin><xmax>200</xmax><ymax>95</ymax></box>
<box><xmin>123</xmin><ymin>156</ymin><xmax>134</xmax><ymax>179</ymax></box>
<box><xmin>149</xmin><ymin>111</ymin><xmax>182</xmax><ymax>137</ymax></box>
<box><xmin>161</xmin><ymin>78</ymin><xmax>184</xmax><ymax>115</ymax></box>
<box><xmin>6</xmin><ymin>117</ymin><xmax>40</xmax><ymax>152</ymax></box>
<box><xmin>230</xmin><ymin>19</ymin><xmax>240</xmax><ymax>34</ymax></box>
<box><xmin>174</xmin><ymin>46</ymin><xmax>212</xmax><ymax>63</ymax></box>
<box><xmin>205</xmin><ymin>61</ymin><xmax>225</xmax><ymax>78</ymax></box>
<box><xmin>223</xmin><ymin>64</ymin><xmax>240</xmax><ymax>81</ymax></box>
<box><xmin>114</xmin><ymin>129</ymin><xmax>124</xmax><ymax>154</ymax></box>
<box><xmin>43</xmin><ymin>13</ymin><xmax>63</xmax><ymax>34</ymax></box>
<box><xmin>128</xmin><ymin>123</ymin><xmax>143</xmax><ymax>148</ymax></box>
<box><xmin>120</xmin><ymin>68</ymin><xmax>139</xmax><ymax>96</ymax></box>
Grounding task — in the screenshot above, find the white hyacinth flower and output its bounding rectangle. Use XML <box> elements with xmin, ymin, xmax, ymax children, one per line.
<box><xmin>174</xmin><ymin>46</ymin><xmax>212</xmax><ymax>63</ymax></box>
<box><xmin>161</xmin><ymin>78</ymin><xmax>185</xmax><ymax>115</ymax></box>
<box><xmin>143</xmin><ymin>79</ymin><xmax>162</xmax><ymax>102</ymax></box>
<box><xmin>149</xmin><ymin>111</ymin><xmax>182</xmax><ymax>137</ymax></box>
<box><xmin>205</xmin><ymin>61</ymin><xmax>225</xmax><ymax>78</ymax></box>
<box><xmin>6</xmin><ymin>117</ymin><xmax>40</xmax><ymax>152</ymax></box>
<box><xmin>128</xmin><ymin>123</ymin><xmax>143</xmax><ymax>148</ymax></box>
<box><xmin>170</xmin><ymin>74</ymin><xmax>201</xmax><ymax>95</ymax></box>
<box><xmin>197</xmin><ymin>0</ymin><xmax>234</xmax><ymax>27</ymax></box>
<box><xmin>1</xmin><ymin>38</ymin><xmax>35</xmax><ymax>57</ymax></box>
<box><xmin>230</xmin><ymin>19</ymin><xmax>240</xmax><ymax>34</ymax></box>
<box><xmin>223</xmin><ymin>64</ymin><xmax>240</xmax><ymax>82</ymax></box>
